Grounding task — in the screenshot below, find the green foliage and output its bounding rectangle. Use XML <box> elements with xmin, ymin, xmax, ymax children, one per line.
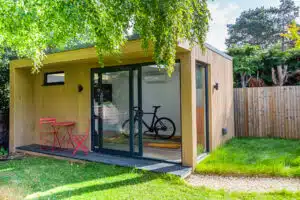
<box><xmin>228</xmin><ymin>45</ymin><xmax>262</xmax><ymax>87</ymax></box>
<box><xmin>229</xmin><ymin>43</ymin><xmax>300</xmax><ymax>87</ymax></box>
<box><xmin>286</xmin><ymin>48</ymin><xmax>300</xmax><ymax>70</ymax></box>
<box><xmin>196</xmin><ymin>138</ymin><xmax>300</xmax><ymax>177</ymax></box>
<box><xmin>281</xmin><ymin>20</ymin><xmax>300</xmax><ymax>49</ymax></box>
<box><xmin>0</xmin><ymin>48</ymin><xmax>14</xmax><ymax>112</ymax></box>
<box><xmin>228</xmin><ymin>45</ymin><xmax>262</xmax><ymax>74</ymax></box>
<box><xmin>226</xmin><ymin>8</ymin><xmax>280</xmax><ymax>48</ymax></box>
<box><xmin>259</xmin><ymin>46</ymin><xmax>300</xmax><ymax>85</ymax></box>
<box><xmin>197</xmin><ymin>144</ymin><xmax>204</xmax><ymax>155</ymax></box>
<box><xmin>0</xmin><ymin>0</ymin><xmax>210</xmax><ymax>75</ymax></box>
<box><xmin>226</xmin><ymin>0</ymin><xmax>299</xmax><ymax>48</ymax></box>
<box><xmin>1</xmin><ymin>157</ymin><xmax>300</xmax><ymax>199</ymax></box>
<box><xmin>0</xmin><ymin>146</ymin><xmax>8</xmax><ymax>156</ymax></box>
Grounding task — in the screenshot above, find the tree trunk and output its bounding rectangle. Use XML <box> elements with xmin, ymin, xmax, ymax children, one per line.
<box><xmin>240</xmin><ymin>73</ymin><xmax>247</xmax><ymax>88</ymax></box>
<box><xmin>272</xmin><ymin>65</ymin><xmax>288</xmax><ymax>86</ymax></box>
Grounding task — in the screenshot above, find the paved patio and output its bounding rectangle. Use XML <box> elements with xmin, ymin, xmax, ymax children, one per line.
<box><xmin>16</xmin><ymin>144</ymin><xmax>191</xmax><ymax>178</ymax></box>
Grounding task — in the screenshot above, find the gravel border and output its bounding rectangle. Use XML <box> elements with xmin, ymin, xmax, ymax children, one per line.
<box><xmin>186</xmin><ymin>174</ymin><xmax>300</xmax><ymax>192</ymax></box>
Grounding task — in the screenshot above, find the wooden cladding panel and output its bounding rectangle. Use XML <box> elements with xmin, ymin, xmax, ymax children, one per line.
<box><xmin>234</xmin><ymin>86</ymin><xmax>300</xmax><ymax>139</ymax></box>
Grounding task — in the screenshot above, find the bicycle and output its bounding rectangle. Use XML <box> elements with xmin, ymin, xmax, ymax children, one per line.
<box><xmin>121</xmin><ymin>106</ymin><xmax>176</xmax><ymax>140</ymax></box>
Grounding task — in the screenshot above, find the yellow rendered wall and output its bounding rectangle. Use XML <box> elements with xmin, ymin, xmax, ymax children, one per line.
<box><xmin>33</xmin><ymin>63</ymin><xmax>92</xmax><ymax>149</ymax></box>
<box><xmin>9</xmin><ymin>67</ymin><xmax>35</xmax><ymax>151</ymax></box>
<box><xmin>178</xmin><ymin>52</ymin><xmax>197</xmax><ymax>168</ymax></box>
<box><xmin>193</xmin><ymin>46</ymin><xmax>234</xmax><ymax>151</ymax></box>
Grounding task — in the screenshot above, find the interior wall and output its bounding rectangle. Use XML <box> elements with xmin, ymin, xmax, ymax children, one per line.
<box><xmin>101</xmin><ymin>64</ymin><xmax>181</xmax><ymax>136</ymax></box>
<box><xmin>141</xmin><ymin>64</ymin><xmax>181</xmax><ymax>136</ymax></box>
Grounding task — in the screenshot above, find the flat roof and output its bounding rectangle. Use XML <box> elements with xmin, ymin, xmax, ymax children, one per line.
<box><xmin>11</xmin><ymin>37</ymin><xmax>232</xmax><ymax>68</ymax></box>
<box><xmin>205</xmin><ymin>43</ymin><xmax>232</xmax><ymax>61</ymax></box>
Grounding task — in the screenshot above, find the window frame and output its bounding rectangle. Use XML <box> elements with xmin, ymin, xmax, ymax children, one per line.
<box><xmin>43</xmin><ymin>71</ymin><xmax>65</xmax><ymax>86</ymax></box>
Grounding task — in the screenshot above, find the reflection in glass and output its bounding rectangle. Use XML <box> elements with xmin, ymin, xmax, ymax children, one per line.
<box><xmin>94</xmin><ymin>71</ymin><xmax>130</xmax><ymax>152</ymax></box>
<box><xmin>196</xmin><ymin>65</ymin><xmax>207</xmax><ymax>155</ymax></box>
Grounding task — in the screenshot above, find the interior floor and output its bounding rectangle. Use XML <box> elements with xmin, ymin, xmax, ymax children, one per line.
<box><xmin>102</xmin><ymin>134</ymin><xmax>182</xmax><ymax>162</ymax></box>
<box><xmin>103</xmin><ymin>143</ymin><xmax>181</xmax><ymax>163</ymax></box>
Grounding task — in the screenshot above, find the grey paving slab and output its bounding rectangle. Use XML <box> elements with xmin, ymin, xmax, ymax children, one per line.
<box><xmin>17</xmin><ymin>144</ymin><xmax>192</xmax><ymax>178</ymax></box>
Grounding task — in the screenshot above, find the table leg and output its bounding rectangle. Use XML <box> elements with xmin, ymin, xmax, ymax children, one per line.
<box><xmin>52</xmin><ymin>127</ymin><xmax>62</xmax><ymax>151</ymax></box>
<box><xmin>55</xmin><ymin>133</ymin><xmax>62</xmax><ymax>148</ymax></box>
<box><xmin>67</xmin><ymin>127</ymin><xmax>75</xmax><ymax>148</ymax></box>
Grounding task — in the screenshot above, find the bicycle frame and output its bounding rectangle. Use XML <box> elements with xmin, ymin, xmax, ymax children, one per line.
<box><xmin>134</xmin><ymin>109</ymin><xmax>159</xmax><ymax>132</ymax></box>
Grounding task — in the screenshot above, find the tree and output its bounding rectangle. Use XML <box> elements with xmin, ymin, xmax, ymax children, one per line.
<box><xmin>260</xmin><ymin>46</ymin><xmax>293</xmax><ymax>86</ymax></box>
<box><xmin>226</xmin><ymin>0</ymin><xmax>299</xmax><ymax>48</ymax></box>
<box><xmin>281</xmin><ymin>21</ymin><xmax>300</xmax><ymax>49</ymax></box>
<box><xmin>0</xmin><ymin>48</ymin><xmax>15</xmax><ymax>112</ymax></box>
<box><xmin>228</xmin><ymin>45</ymin><xmax>262</xmax><ymax>88</ymax></box>
<box><xmin>226</xmin><ymin>8</ymin><xmax>279</xmax><ymax>48</ymax></box>
<box><xmin>0</xmin><ymin>0</ymin><xmax>210</xmax><ymax>75</ymax></box>
<box><xmin>270</xmin><ymin>0</ymin><xmax>299</xmax><ymax>51</ymax></box>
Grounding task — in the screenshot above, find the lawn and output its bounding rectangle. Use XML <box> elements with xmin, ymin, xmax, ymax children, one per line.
<box><xmin>196</xmin><ymin>138</ymin><xmax>300</xmax><ymax>177</ymax></box>
<box><xmin>1</xmin><ymin>157</ymin><xmax>300</xmax><ymax>200</ymax></box>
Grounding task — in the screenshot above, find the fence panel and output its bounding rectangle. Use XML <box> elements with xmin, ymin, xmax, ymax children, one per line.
<box><xmin>234</xmin><ymin>86</ymin><xmax>300</xmax><ymax>139</ymax></box>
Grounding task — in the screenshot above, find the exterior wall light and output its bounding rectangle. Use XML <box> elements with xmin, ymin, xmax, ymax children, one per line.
<box><xmin>78</xmin><ymin>84</ymin><xmax>84</xmax><ymax>92</ymax></box>
<box><xmin>214</xmin><ymin>82</ymin><xmax>219</xmax><ymax>90</ymax></box>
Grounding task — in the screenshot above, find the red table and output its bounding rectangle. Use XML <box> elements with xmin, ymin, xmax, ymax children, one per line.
<box><xmin>52</xmin><ymin>121</ymin><xmax>76</xmax><ymax>149</ymax></box>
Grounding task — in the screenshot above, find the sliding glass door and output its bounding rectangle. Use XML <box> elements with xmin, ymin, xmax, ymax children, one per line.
<box><xmin>91</xmin><ymin>62</ymin><xmax>182</xmax><ymax>163</ymax></box>
<box><xmin>91</xmin><ymin>66</ymin><xmax>142</xmax><ymax>156</ymax></box>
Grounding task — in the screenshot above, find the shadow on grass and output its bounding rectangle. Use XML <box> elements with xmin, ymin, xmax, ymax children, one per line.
<box><xmin>0</xmin><ymin>156</ymin><xmax>175</xmax><ymax>199</ymax></box>
<box><xmin>26</xmin><ymin>174</ymin><xmax>156</xmax><ymax>199</ymax></box>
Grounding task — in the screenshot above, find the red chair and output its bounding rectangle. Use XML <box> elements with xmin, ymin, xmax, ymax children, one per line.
<box><xmin>71</xmin><ymin>122</ymin><xmax>90</xmax><ymax>155</ymax></box>
<box><xmin>39</xmin><ymin>118</ymin><xmax>60</xmax><ymax>150</ymax></box>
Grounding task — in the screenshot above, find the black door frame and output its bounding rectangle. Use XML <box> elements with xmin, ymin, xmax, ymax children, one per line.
<box><xmin>196</xmin><ymin>62</ymin><xmax>210</xmax><ymax>153</ymax></box>
<box><xmin>90</xmin><ymin>65</ymin><xmax>143</xmax><ymax>157</ymax></box>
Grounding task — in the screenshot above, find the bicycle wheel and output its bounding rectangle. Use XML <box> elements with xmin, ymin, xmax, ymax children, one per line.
<box><xmin>121</xmin><ymin>119</ymin><xmax>138</xmax><ymax>138</ymax></box>
<box><xmin>154</xmin><ymin>117</ymin><xmax>176</xmax><ymax>139</ymax></box>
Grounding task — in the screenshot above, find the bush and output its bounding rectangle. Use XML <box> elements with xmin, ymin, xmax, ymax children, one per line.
<box><xmin>0</xmin><ymin>146</ymin><xmax>8</xmax><ymax>156</ymax></box>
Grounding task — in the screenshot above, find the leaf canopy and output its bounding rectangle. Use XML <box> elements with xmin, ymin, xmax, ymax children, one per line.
<box><xmin>226</xmin><ymin>0</ymin><xmax>299</xmax><ymax>48</ymax></box>
<box><xmin>228</xmin><ymin>44</ymin><xmax>262</xmax><ymax>75</ymax></box>
<box><xmin>281</xmin><ymin>21</ymin><xmax>300</xmax><ymax>49</ymax></box>
<box><xmin>0</xmin><ymin>0</ymin><xmax>210</xmax><ymax>74</ymax></box>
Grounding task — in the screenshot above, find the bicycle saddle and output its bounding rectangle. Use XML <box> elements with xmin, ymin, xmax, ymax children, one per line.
<box><xmin>153</xmin><ymin>105</ymin><xmax>161</xmax><ymax>108</ymax></box>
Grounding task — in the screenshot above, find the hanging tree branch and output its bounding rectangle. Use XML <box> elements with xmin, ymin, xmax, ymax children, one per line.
<box><xmin>0</xmin><ymin>0</ymin><xmax>210</xmax><ymax>75</ymax></box>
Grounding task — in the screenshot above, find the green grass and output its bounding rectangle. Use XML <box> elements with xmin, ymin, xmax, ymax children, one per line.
<box><xmin>196</xmin><ymin>138</ymin><xmax>300</xmax><ymax>177</ymax></box>
<box><xmin>0</xmin><ymin>157</ymin><xmax>300</xmax><ymax>199</ymax></box>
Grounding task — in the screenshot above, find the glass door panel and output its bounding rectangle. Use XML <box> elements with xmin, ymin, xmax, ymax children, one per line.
<box><xmin>91</xmin><ymin>67</ymin><xmax>142</xmax><ymax>156</ymax></box>
<box><xmin>101</xmin><ymin>70</ymin><xmax>130</xmax><ymax>152</ymax></box>
<box><xmin>196</xmin><ymin>64</ymin><xmax>209</xmax><ymax>154</ymax></box>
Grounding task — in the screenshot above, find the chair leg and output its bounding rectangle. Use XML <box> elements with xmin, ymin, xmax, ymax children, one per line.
<box><xmin>72</xmin><ymin>139</ymin><xmax>88</xmax><ymax>155</ymax></box>
<box><xmin>40</xmin><ymin>134</ymin><xmax>43</xmax><ymax>150</ymax></box>
<box><xmin>81</xmin><ymin>144</ymin><xmax>89</xmax><ymax>155</ymax></box>
<box><xmin>52</xmin><ymin>133</ymin><xmax>58</xmax><ymax>151</ymax></box>
<box><xmin>72</xmin><ymin>144</ymin><xmax>81</xmax><ymax>155</ymax></box>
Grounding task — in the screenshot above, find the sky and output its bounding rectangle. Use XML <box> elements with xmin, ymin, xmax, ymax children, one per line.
<box><xmin>207</xmin><ymin>0</ymin><xmax>300</xmax><ymax>51</ymax></box>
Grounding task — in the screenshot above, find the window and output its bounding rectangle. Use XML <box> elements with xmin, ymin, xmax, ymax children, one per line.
<box><xmin>44</xmin><ymin>71</ymin><xmax>65</xmax><ymax>86</ymax></box>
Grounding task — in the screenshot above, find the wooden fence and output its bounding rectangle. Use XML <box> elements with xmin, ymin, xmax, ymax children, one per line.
<box><xmin>234</xmin><ymin>86</ymin><xmax>300</xmax><ymax>139</ymax></box>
